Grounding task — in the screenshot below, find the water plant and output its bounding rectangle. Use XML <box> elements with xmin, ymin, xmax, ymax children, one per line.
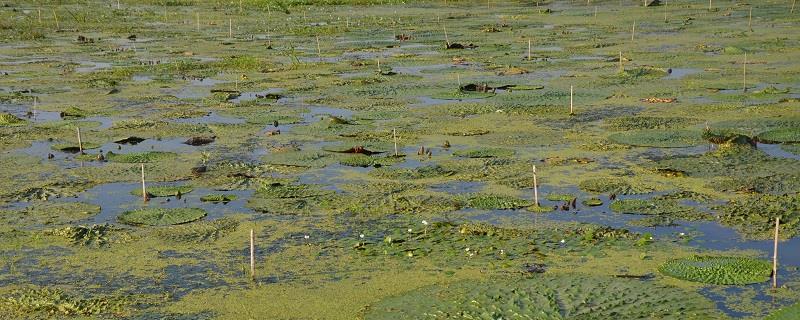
<box><xmin>155</xmin><ymin>217</ymin><xmax>238</xmax><ymax>243</ymax></box>
<box><xmin>105</xmin><ymin>151</ymin><xmax>177</xmax><ymax>163</ymax></box>
<box><xmin>1</xmin><ymin>288</ymin><xmax>128</xmax><ymax>317</ymax></box>
<box><xmin>658</xmin><ymin>256</ymin><xmax>772</xmax><ymax>285</ymax></box>
<box><xmin>132</xmin><ymin>185</ymin><xmax>193</xmax><ymax>197</ymax></box>
<box><xmin>118</xmin><ymin>208</ymin><xmax>207</xmax><ymax>226</ymax></box>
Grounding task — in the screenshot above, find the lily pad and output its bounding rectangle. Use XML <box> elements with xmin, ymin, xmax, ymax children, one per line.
<box><xmin>452</xmin><ymin>148</ymin><xmax>513</xmax><ymax>158</ymax></box>
<box><xmin>758</xmin><ymin>128</ymin><xmax>800</xmax><ymax>144</ymax></box>
<box><xmin>659</xmin><ymin>255</ymin><xmax>772</xmax><ymax>285</ymax></box>
<box><xmin>106</xmin><ymin>151</ymin><xmax>177</xmax><ymax>163</ymax></box>
<box><xmin>200</xmin><ymin>194</ymin><xmax>238</xmax><ymax>202</ymax></box>
<box><xmin>118</xmin><ymin>208</ymin><xmax>207</xmax><ymax>226</ymax></box>
<box><xmin>609</xmin><ymin>129</ymin><xmax>702</xmax><ymax>148</ymax></box>
<box><xmin>132</xmin><ymin>185</ymin><xmax>193</xmax><ymax>197</ymax></box>
<box><xmin>0</xmin><ymin>113</ymin><xmax>26</xmax><ymax>126</ymax></box>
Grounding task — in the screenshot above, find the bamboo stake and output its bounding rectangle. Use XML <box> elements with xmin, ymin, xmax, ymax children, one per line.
<box><xmin>532</xmin><ymin>165</ymin><xmax>539</xmax><ymax>206</ymax></box>
<box><xmin>569</xmin><ymin>86</ymin><xmax>574</xmax><ymax>115</ymax></box>
<box><xmin>527</xmin><ymin>39</ymin><xmax>532</xmax><ymax>61</ymax></box>
<box><xmin>141</xmin><ymin>164</ymin><xmax>148</xmax><ymax>202</ymax></box>
<box><xmin>32</xmin><ymin>97</ymin><xmax>37</xmax><ymax>120</ymax></box>
<box><xmin>709</xmin><ymin>0</ymin><xmax>712</xmax><ymax>11</ymax></box>
<box><xmin>229</xmin><ymin>18</ymin><xmax>233</xmax><ymax>38</ymax></box>
<box><xmin>743</xmin><ymin>52</ymin><xmax>747</xmax><ymax>93</ymax></box>
<box><xmin>38</xmin><ymin>8</ymin><xmax>41</xmax><ymax>23</ymax></box>
<box><xmin>250</xmin><ymin>229</ymin><xmax>255</xmax><ymax>280</ymax></box>
<box><xmin>52</xmin><ymin>8</ymin><xmax>59</xmax><ymax>30</ymax></box>
<box><xmin>393</xmin><ymin>129</ymin><xmax>398</xmax><ymax>156</ymax></box>
<box><xmin>748</xmin><ymin>8</ymin><xmax>753</xmax><ymax>32</ymax></box>
<box><xmin>793</xmin><ymin>0</ymin><xmax>796</xmax><ymax>14</ymax></box>
<box><xmin>631</xmin><ymin>20</ymin><xmax>636</xmax><ymax>41</ymax></box>
<box><xmin>773</xmin><ymin>217</ymin><xmax>780</xmax><ymax>288</ymax></box>
<box><xmin>443</xmin><ymin>24</ymin><xmax>449</xmax><ymax>46</ymax></box>
<box><xmin>76</xmin><ymin>127</ymin><xmax>83</xmax><ymax>154</ymax></box>
<box><xmin>619</xmin><ymin>51</ymin><xmax>623</xmax><ymax>72</ymax></box>
<box><xmin>456</xmin><ymin>74</ymin><xmax>461</xmax><ymax>87</ymax></box>
<box><xmin>117</xmin><ymin>0</ymin><xmax>120</xmax><ymax>9</ymax></box>
<box><xmin>664</xmin><ymin>0</ymin><xmax>668</xmax><ymax>22</ymax></box>
<box><xmin>316</xmin><ymin>35</ymin><xmax>322</xmax><ymax>62</ymax></box>
<box><xmin>196</xmin><ymin>12</ymin><xmax>200</xmax><ymax>31</ymax></box>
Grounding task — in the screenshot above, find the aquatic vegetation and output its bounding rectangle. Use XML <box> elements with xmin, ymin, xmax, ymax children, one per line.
<box><xmin>118</xmin><ymin>208</ymin><xmax>207</xmax><ymax>226</ymax></box>
<box><xmin>155</xmin><ymin>217</ymin><xmax>238</xmax><ymax>243</ymax></box>
<box><xmin>452</xmin><ymin>147</ymin><xmax>513</xmax><ymax>158</ymax></box>
<box><xmin>579</xmin><ymin>178</ymin><xmax>653</xmax><ymax>195</ymax></box>
<box><xmin>718</xmin><ymin>193</ymin><xmax>800</xmax><ymax>239</ymax></box>
<box><xmin>48</xmin><ymin>224</ymin><xmax>116</xmax><ymax>247</ymax></box>
<box><xmin>51</xmin><ymin>142</ymin><xmax>101</xmax><ymax>152</ymax></box>
<box><xmin>370</xmin><ymin>164</ymin><xmax>454</xmax><ymax>180</ymax></box>
<box><xmin>0</xmin><ymin>113</ymin><xmax>26</xmax><ymax>126</ymax></box>
<box><xmin>659</xmin><ymin>256</ymin><xmax>772</xmax><ymax>285</ymax></box>
<box><xmin>0</xmin><ymin>202</ymin><xmax>100</xmax><ymax>227</ymax></box>
<box><xmin>766</xmin><ymin>302</ymin><xmax>800</xmax><ymax>320</ymax></box>
<box><xmin>608</xmin><ymin>129</ymin><xmax>702</xmax><ymax>148</ymax></box>
<box><xmin>132</xmin><ymin>185</ymin><xmax>193</xmax><ymax>197</ymax></box>
<box><xmin>256</xmin><ymin>182</ymin><xmax>332</xmax><ymax>199</ymax></box>
<box><xmin>338</xmin><ymin>155</ymin><xmax>401</xmax><ymax>167</ymax></box>
<box><xmin>610</xmin><ymin>199</ymin><xmax>708</xmax><ymax>220</ymax></box>
<box><xmin>1</xmin><ymin>288</ymin><xmax>128</xmax><ymax>317</ymax></box>
<box><xmin>365</xmin><ymin>275</ymin><xmax>720</xmax><ymax>319</ymax></box>
<box><xmin>199</xmin><ymin>194</ymin><xmax>238</xmax><ymax>202</ymax></box>
<box><xmin>655</xmin><ymin>146</ymin><xmax>800</xmax><ymax>181</ymax></box>
<box><xmin>702</xmin><ymin>129</ymin><xmax>755</xmax><ymax>145</ymax></box>
<box><xmin>105</xmin><ymin>151</ymin><xmax>177</xmax><ymax>163</ymax></box>
<box><xmin>581</xmin><ymin>198</ymin><xmax>604</xmax><ymax>206</ymax></box>
<box><xmin>466</xmin><ymin>194</ymin><xmax>532</xmax><ymax>210</ymax></box>
<box><xmin>545</xmin><ymin>193</ymin><xmax>577</xmax><ymax>202</ymax></box>
<box><xmin>606</xmin><ymin>116</ymin><xmax>701</xmax><ymax>130</ymax></box>
<box><xmin>758</xmin><ymin>128</ymin><xmax>800</xmax><ymax>144</ymax></box>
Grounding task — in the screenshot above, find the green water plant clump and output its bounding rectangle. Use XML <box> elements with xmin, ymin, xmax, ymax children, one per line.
<box><xmin>200</xmin><ymin>194</ymin><xmax>238</xmax><ymax>202</ymax></box>
<box><xmin>658</xmin><ymin>255</ymin><xmax>772</xmax><ymax>285</ymax></box>
<box><xmin>466</xmin><ymin>194</ymin><xmax>532</xmax><ymax>210</ymax></box>
<box><xmin>606</xmin><ymin>116</ymin><xmax>701</xmax><ymax>130</ymax></box>
<box><xmin>0</xmin><ymin>113</ymin><xmax>26</xmax><ymax>126</ymax></box>
<box><xmin>766</xmin><ymin>302</ymin><xmax>800</xmax><ymax>320</ymax></box>
<box><xmin>608</xmin><ymin>129</ymin><xmax>701</xmax><ymax>148</ymax></box>
<box><xmin>757</xmin><ymin>128</ymin><xmax>800</xmax><ymax>144</ymax></box>
<box><xmin>48</xmin><ymin>224</ymin><xmax>114</xmax><ymax>247</ymax></box>
<box><xmin>364</xmin><ymin>275</ymin><xmax>721</xmax><ymax>319</ymax></box>
<box><xmin>106</xmin><ymin>151</ymin><xmax>177</xmax><ymax>163</ymax></box>
<box><xmin>1</xmin><ymin>288</ymin><xmax>128</xmax><ymax>317</ymax></box>
<box><xmin>702</xmin><ymin>129</ymin><xmax>755</xmax><ymax>145</ymax></box>
<box><xmin>717</xmin><ymin>193</ymin><xmax>800</xmax><ymax>239</ymax></box>
<box><xmin>118</xmin><ymin>208</ymin><xmax>207</xmax><ymax>226</ymax></box>
<box><xmin>452</xmin><ymin>148</ymin><xmax>514</xmax><ymax>158</ymax></box>
<box><xmin>370</xmin><ymin>164</ymin><xmax>454</xmax><ymax>180</ymax></box>
<box><xmin>132</xmin><ymin>185</ymin><xmax>193</xmax><ymax>197</ymax></box>
<box><xmin>155</xmin><ymin>217</ymin><xmax>239</xmax><ymax>243</ymax></box>
<box><xmin>610</xmin><ymin>199</ymin><xmax>708</xmax><ymax>220</ymax></box>
<box><xmin>338</xmin><ymin>155</ymin><xmax>401</xmax><ymax>167</ymax></box>
<box><xmin>579</xmin><ymin>178</ymin><xmax>653</xmax><ymax>195</ymax></box>
<box><xmin>582</xmin><ymin>198</ymin><xmax>604</xmax><ymax>206</ymax></box>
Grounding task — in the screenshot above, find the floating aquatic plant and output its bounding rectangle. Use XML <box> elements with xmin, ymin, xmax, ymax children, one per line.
<box><xmin>718</xmin><ymin>193</ymin><xmax>800</xmax><ymax>239</ymax></box>
<box><xmin>466</xmin><ymin>194</ymin><xmax>532</xmax><ymax>210</ymax></box>
<box><xmin>606</xmin><ymin>116</ymin><xmax>701</xmax><ymax>130</ymax></box>
<box><xmin>610</xmin><ymin>199</ymin><xmax>708</xmax><ymax>220</ymax></box>
<box><xmin>659</xmin><ymin>255</ymin><xmax>772</xmax><ymax>285</ymax></box>
<box><xmin>155</xmin><ymin>217</ymin><xmax>238</xmax><ymax>243</ymax></box>
<box><xmin>118</xmin><ymin>208</ymin><xmax>207</xmax><ymax>226</ymax></box>
<box><xmin>364</xmin><ymin>275</ymin><xmax>720</xmax><ymax>319</ymax></box>
<box><xmin>48</xmin><ymin>224</ymin><xmax>114</xmax><ymax>247</ymax></box>
<box><xmin>452</xmin><ymin>147</ymin><xmax>513</xmax><ymax>158</ymax></box>
<box><xmin>105</xmin><ymin>151</ymin><xmax>177</xmax><ymax>163</ymax></box>
<box><xmin>131</xmin><ymin>185</ymin><xmax>193</xmax><ymax>197</ymax></box>
<box><xmin>608</xmin><ymin>129</ymin><xmax>701</xmax><ymax>148</ymax></box>
<box><xmin>1</xmin><ymin>288</ymin><xmax>128</xmax><ymax>317</ymax></box>
<box><xmin>0</xmin><ymin>113</ymin><xmax>26</xmax><ymax>126</ymax></box>
<box><xmin>758</xmin><ymin>128</ymin><xmax>800</xmax><ymax>144</ymax></box>
<box><xmin>579</xmin><ymin>178</ymin><xmax>653</xmax><ymax>195</ymax></box>
<box><xmin>200</xmin><ymin>194</ymin><xmax>238</xmax><ymax>202</ymax></box>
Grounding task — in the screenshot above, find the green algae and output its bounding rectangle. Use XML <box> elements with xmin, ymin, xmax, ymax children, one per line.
<box><xmin>155</xmin><ymin>217</ymin><xmax>239</xmax><ymax>243</ymax></box>
<box><xmin>1</xmin><ymin>287</ymin><xmax>129</xmax><ymax>318</ymax></box>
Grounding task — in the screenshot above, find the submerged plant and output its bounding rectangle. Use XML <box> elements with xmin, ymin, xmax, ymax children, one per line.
<box><xmin>659</xmin><ymin>255</ymin><xmax>772</xmax><ymax>285</ymax></box>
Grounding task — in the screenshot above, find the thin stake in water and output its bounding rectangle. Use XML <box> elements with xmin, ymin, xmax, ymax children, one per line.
<box><xmin>141</xmin><ymin>164</ymin><xmax>148</xmax><ymax>202</ymax></box>
<box><xmin>196</xmin><ymin>12</ymin><xmax>200</xmax><ymax>31</ymax></box>
<box><xmin>443</xmin><ymin>24</ymin><xmax>449</xmax><ymax>46</ymax></box>
<box><xmin>316</xmin><ymin>35</ymin><xmax>322</xmax><ymax>62</ymax></box>
<box><xmin>631</xmin><ymin>19</ymin><xmax>636</xmax><ymax>41</ymax></box>
<box><xmin>569</xmin><ymin>86</ymin><xmax>574</xmax><ymax>115</ymax></box>
<box><xmin>773</xmin><ymin>216</ymin><xmax>780</xmax><ymax>288</ymax></box>
<box><xmin>619</xmin><ymin>51</ymin><xmax>623</xmax><ymax>72</ymax></box>
<box><xmin>52</xmin><ymin>8</ymin><xmax>59</xmax><ymax>30</ymax></box>
<box><xmin>393</xmin><ymin>129</ymin><xmax>398</xmax><ymax>156</ymax></box>
<box><xmin>743</xmin><ymin>52</ymin><xmax>747</xmax><ymax>93</ymax></box>
<box><xmin>229</xmin><ymin>18</ymin><xmax>233</xmax><ymax>38</ymax></box>
<box><xmin>528</xmin><ymin>39</ymin><xmax>532</xmax><ymax>61</ymax></box>
<box><xmin>748</xmin><ymin>8</ymin><xmax>753</xmax><ymax>32</ymax></box>
<box><xmin>250</xmin><ymin>229</ymin><xmax>255</xmax><ymax>280</ymax></box>
<box><xmin>532</xmin><ymin>165</ymin><xmax>539</xmax><ymax>206</ymax></box>
<box><xmin>76</xmin><ymin>127</ymin><xmax>83</xmax><ymax>154</ymax></box>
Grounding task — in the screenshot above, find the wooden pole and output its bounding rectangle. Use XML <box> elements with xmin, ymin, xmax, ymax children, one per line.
<box><xmin>532</xmin><ymin>165</ymin><xmax>539</xmax><ymax>206</ymax></box>
<box><xmin>196</xmin><ymin>12</ymin><xmax>200</xmax><ymax>31</ymax></box>
<box><xmin>619</xmin><ymin>51</ymin><xmax>623</xmax><ymax>72</ymax></box>
<box><xmin>773</xmin><ymin>216</ymin><xmax>780</xmax><ymax>288</ymax></box>
<box><xmin>793</xmin><ymin>0</ymin><xmax>796</xmax><ymax>14</ymax></box>
<box><xmin>748</xmin><ymin>8</ymin><xmax>753</xmax><ymax>32</ymax></box>
<box><xmin>664</xmin><ymin>0</ymin><xmax>668</xmax><ymax>22</ymax></box>
<box><xmin>117</xmin><ymin>0</ymin><xmax>120</xmax><ymax>9</ymax></box>
<box><xmin>52</xmin><ymin>8</ymin><xmax>59</xmax><ymax>30</ymax></box>
<box><xmin>631</xmin><ymin>20</ymin><xmax>636</xmax><ymax>41</ymax></box>
<box><xmin>32</xmin><ymin>97</ymin><xmax>37</xmax><ymax>120</ymax></box>
<box><xmin>76</xmin><ymin>127</ymin><xmax>83</xmax><ymax>154</ymax></box>
<box><xmin>527</xmin><ymin>39</ymin><xmax>532</xmax><ymax>61</ymax></box>
<box><xmin>141</xmin><ymin>164</ymin><xmax>148</xmax><ymax>202</ymax></box>
<box><xmin>250</xmin><ymin>229</ymin><xmax>255</xmax><ymax>280</ymax></box>
<box><xmin>569</xmin><ymin>86</ymin><xmax>574</xmax><ymax>115</ymax></box>
<box><xmin>393</xmin><ymin>129</ymin><xmax>398</xmax><ymax>156</ymax></box>
<box><xmin>709</xmin><ymin>0</ymin><xmax>712</xmax><ymax>11</ymax></box>
<box><xmin>38</xmin><ymin>8</ymin><xmax>41</xmax><ymax>23</ymax></box>
<box><xmin>229</xmin><ymin>18</ymin><xmax>233</xmax><ymax>38</ymax></box>
<box><xmin>743</xmin><ymin>52</ymin><xmax>747</xmax><ymax>93</ymax></box>
<box><xmin>316</xmin><ymin>35</ymin><xmax>322</xmax><ymax>62</ymax></box>
<box><xmin>443</xmin><ymin>24</ymin><xmax>449</xmax><ymax>47</ymax></box>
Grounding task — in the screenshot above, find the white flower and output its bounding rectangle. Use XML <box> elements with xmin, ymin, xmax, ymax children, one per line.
<box><xmin>500</xmin><ymin>249</ymin><xmax>505</xmax><ymax>255</ymax></box>
<box><xmin>679</xmin><ymin>232</ymin><xmax>685</xmax><ymax>236</ymax></box>
<box><xmin>422</xmin><ymin>220</ymin><xmax>428</xmax><ymax>225</ymax></box>
<box><xmin>407</xmin><ymin>228</ymin><xmax>413</xmax><ymax>232</ymax></box>
<box><xmin>465</xmin><ymin>247</ymin><xmax>470</xmax><ymax>252</ymax></box>
<box><xmin>359</xmin><ymin>234</ymin><xmax>365</xmax><ymax>239</ymax></box>
<box><xmin>303</xmin><ymin>235</ymin><xmax>309</xmax><ymax>239</ymax></box>
<box><xmin>560</xmin><ymin>239</ymin><xmax>566</xmax><ymax>244</ymax></box>
<box><xmin>648</xmin><ymin>236</ymin><xmax>654</xmax><ymax>240</ymax></box>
